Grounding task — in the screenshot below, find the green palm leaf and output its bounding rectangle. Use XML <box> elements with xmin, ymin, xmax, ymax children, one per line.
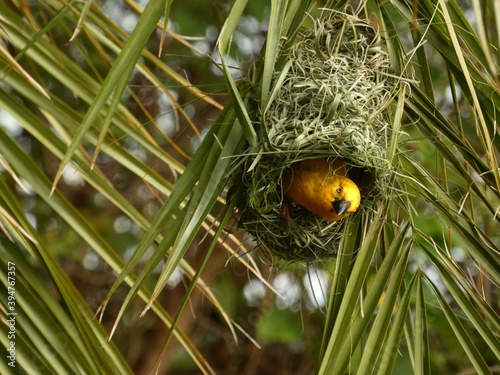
<box><xmin>0</xmin><ymin>0</ymin><xmax>498</xmax><ymax>373</ymax></box>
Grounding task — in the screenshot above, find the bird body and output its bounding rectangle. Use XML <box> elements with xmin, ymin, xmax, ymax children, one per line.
<box><xmin>282</xmin><ymin>157</ymin><xmax>361</xmax><ymax>221</ymax></box>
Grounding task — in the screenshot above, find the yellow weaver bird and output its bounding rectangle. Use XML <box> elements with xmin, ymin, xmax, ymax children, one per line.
<box><xmin>282</xmin><ymin>157</ymin><xmax>361</xmax><ymax>223</ymax></box>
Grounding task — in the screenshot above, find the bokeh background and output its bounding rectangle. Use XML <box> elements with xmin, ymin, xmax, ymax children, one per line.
<box><xmin>0</xmin><ymin>0</ymin><xmax>498</xmax><ymax>374</ymax></box>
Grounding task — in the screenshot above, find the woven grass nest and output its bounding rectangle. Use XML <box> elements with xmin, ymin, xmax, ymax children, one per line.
<box><xmin>234</xmin><ymin>10</ymin><xmax>402</xmax><ymax>262</ymax></box>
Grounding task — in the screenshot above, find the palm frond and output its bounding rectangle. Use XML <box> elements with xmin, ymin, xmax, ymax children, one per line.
<box><xmin>0</xmin><ymin>0</ymin><xmax>498</xmax><ymax>373</ymax></box>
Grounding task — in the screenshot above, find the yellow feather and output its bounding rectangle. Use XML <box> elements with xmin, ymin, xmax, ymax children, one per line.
<box><xmin>282</xmin><ymin>157</ymin><xmax>361</xmax><ymax>221</ymax></box>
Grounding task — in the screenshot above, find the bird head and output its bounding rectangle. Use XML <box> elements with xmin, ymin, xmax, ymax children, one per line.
<box><xmin>326</xmin><ymin>177</ymin><xmax>361</xmax><ymax>220</ymax></box>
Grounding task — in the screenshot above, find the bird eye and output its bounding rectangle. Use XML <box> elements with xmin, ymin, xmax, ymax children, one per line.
<box><xmin>336</xmin><ymin>187</ymin><xmax>343</xmax><ymax>194</ymax></box>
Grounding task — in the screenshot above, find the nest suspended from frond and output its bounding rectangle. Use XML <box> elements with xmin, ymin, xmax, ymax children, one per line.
<box><xmin>233</xmin><ymin>9</ymin><xmax>406</xmax><ymax>262</ymax></box>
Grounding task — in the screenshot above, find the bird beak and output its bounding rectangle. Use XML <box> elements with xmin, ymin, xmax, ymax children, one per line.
<box><xmin>332</xmin><ymin>199</ymin><xmax>350</xmax><ymax>215</ymax></box>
